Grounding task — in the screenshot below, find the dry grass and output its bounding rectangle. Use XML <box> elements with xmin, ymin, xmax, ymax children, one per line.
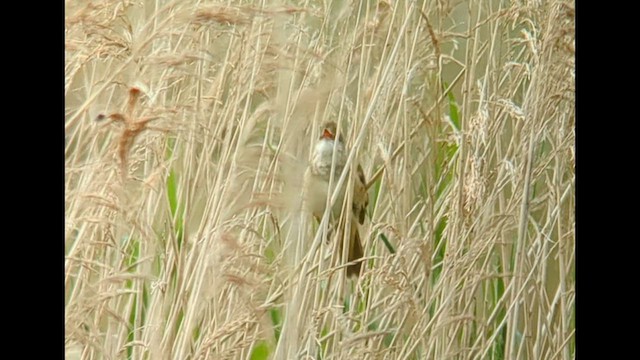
<box><xmin>65</xmin><ymin>0</ymin><xmax>574</xmax><ymax>359</ymax></box>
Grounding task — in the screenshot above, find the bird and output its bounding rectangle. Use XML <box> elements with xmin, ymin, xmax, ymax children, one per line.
<box><xmin>303</xmin><ymin>121</ymin><xmax>368</xmax><ymax>277</ymax></box>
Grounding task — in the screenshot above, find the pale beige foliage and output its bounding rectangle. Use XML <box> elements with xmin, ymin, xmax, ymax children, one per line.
<box><xmin>65</xmin><ymin>0</ymin><xmax>574</xmax><ymax>359</ymax></box>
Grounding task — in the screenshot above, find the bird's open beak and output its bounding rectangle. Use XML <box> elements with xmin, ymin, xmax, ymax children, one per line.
<box><xmin>322</xmin><ymin>128</ymin><xmax>335</xmax><ymax>140</ymax></box>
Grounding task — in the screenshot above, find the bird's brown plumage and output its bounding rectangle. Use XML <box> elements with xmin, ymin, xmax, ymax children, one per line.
<box><xmin>304</xmin><ymin>121</ymin><xmax>368</xmax><ymax>277</ymax></box>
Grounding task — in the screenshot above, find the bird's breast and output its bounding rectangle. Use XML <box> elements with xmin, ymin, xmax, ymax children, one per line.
<box><xmin>304</xmin><ymin>169</ymin><xmax>347</xmax><ymax>219</ymax></box>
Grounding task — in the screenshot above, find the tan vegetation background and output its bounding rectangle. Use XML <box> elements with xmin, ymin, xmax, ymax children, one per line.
<box><xmin>65</xmin><ymin>0</ymin><xmax>575</xmax><ymax>359</ymax></box>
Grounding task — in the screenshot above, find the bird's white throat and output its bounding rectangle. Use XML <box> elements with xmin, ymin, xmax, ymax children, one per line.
<box><xmin>312</xmin><ymin>138</ymin><xmax>346</xmax><ymax>178</ymax></box>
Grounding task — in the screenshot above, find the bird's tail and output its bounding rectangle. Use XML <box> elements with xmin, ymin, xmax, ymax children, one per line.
<box><xmin>346</xmin><ymin>223</ymin><xmax>364</xmax><ymax>277</ymax></box>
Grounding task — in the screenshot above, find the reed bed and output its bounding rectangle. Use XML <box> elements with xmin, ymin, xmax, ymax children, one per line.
<box><xmin>65</xmin><ymin>1</ymin><xmax>575</xmax><ymax>359</ymax></box>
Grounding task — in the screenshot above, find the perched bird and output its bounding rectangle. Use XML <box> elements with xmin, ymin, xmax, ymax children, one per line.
<box><xmin>303</xmin><ymin>121</ymin><xmax>368</xmax><ymax>277</ymax></box>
